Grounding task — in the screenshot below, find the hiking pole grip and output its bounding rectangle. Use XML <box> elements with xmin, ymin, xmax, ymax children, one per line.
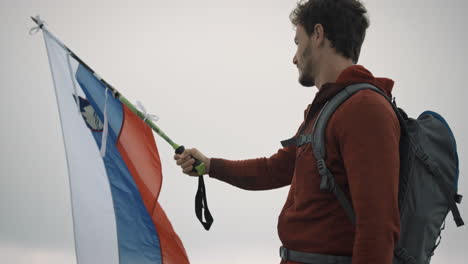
<box><xmin>175</xmin><ymin>145</ymin><xmax>206</xmax><ymax>176</ymax></box>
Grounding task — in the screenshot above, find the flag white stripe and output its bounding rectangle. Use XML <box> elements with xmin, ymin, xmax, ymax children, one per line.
<box><xmin>43</xmin><ymin>30</ymin><xmax>120</xmax><ymax>264</ymax></box>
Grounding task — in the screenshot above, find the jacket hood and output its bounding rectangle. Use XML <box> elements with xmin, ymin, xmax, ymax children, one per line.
<box><xmin>335</xmin><ymin>64</ymin><xmax>394</xmax><ymax>98</ymax></box>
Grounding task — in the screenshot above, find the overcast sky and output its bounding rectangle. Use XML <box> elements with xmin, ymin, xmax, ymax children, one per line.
<box><xmin>1</xmin><ymin>0</ymin><xmax>467</xmax><ymax>263</ymax></box>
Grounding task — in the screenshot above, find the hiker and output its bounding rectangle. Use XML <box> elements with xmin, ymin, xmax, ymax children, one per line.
<box><xmin>174</xmin><ymin>0</ymin><xmax>401</xmax><ymax>263</ymax></box>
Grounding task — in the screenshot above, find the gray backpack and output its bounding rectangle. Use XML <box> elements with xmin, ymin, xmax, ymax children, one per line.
<box><xmin>280</xmin><ymin>83</ymin><xmax>464</xmax><ymax>264</ymax></box>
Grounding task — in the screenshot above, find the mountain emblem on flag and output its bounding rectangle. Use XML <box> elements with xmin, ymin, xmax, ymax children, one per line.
<box><xmin>75</xmin><ymin>95</ymin><xmax>104</xmax><ymax>131</ymax></box>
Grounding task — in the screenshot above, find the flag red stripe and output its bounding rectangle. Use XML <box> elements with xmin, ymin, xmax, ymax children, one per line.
<box><xmin>117</xmin><ymin>105</ymin><xmax>189</xmax><ymax>263</ymax></box>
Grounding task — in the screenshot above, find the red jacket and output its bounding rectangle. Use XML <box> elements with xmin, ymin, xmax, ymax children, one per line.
<box><xmin>209</xmin><ymin>65</ymin><xmax>401</xmax><ymax>264</ymax></box>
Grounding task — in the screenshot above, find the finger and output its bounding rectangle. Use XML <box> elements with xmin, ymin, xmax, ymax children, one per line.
<box><xmin>183</xmin><ymin>165</ymin><xmax>194</xmax><ymax>174</ymax></box>
<box><xmin>176</xmin><ymin>154</ymin><xmax>191</xmax><ymax>165</ymax></box>
<box><xmin>182</xmin><ymin>160</ymin><xmax>195</xmax><ymax>172</ymax></box>
<box><xmin>180</xmin><ymin>151</ymin><xmax>189</xmax><ymax>160</ymax></box>
<box><xmin>182</xmin><ymin>148</ymin><xmax>197</xmax><ymax>159</ymax></box>
<box><xmin>181</xmin><ymin>158</ymin><xmax>195</xmax><ymax>169</ymax></box>
<box><xmin>174</xmin><ymin>154</ymin><xmax>180</xmax><ymax>160</ymax></box>
<box><xmin>188</xmin><ymin>171</ymin><xmax>199</xmax><ymax>177</ymax></box>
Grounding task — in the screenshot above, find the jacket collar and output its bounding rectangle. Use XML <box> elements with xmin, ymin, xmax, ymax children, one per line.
<box><xmin>303</xmin><ymin>65</ymin><xmax>395</xmax><ymax>119</ymax></box>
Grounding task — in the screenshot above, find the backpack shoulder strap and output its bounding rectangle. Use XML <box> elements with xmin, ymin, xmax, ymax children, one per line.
<box><xmin>312</xmin><ymin>82</ymin><xmax>400</xmax><ymax>225</ymax></box>
<box><xmin>312</xmin><ymin>83</ymin><xmax>396</xmax><ymax>162</ymax></box>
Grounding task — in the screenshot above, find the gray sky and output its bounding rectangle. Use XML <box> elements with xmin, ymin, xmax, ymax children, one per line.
<box><xmin>1</xmin><ymin>0</ymin><xmax>467</xmax><ymax>263</ymax></box>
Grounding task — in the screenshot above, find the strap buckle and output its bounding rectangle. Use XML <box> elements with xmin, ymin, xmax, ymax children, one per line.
<box><xmin>317</xmin><ymin>159</ymin><xmax>335</xmax><ymax>191</ymax></box>
<box><xmin>297</xmin><ymin>134</ymin><xmax>313</xmax><ymax>146</ymax></box>
<box><xmin>279</xmin><ymin>246</ymin><xmax>288</xmax><ymax>260</ymax></box>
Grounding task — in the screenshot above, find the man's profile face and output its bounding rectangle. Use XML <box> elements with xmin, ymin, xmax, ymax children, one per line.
<box><xmin>293</xmin><ymin>25</ymin><xmax>315</xmax><ymax>87</ymax></box>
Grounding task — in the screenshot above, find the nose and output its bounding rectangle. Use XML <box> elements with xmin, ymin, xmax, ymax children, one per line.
<box><xmin>293</xmin><ymin>54</ymin><xmax>298</xmax><ymax>65</ymax></box>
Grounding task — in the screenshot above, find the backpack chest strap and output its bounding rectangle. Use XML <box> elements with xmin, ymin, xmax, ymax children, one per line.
<box><xmin>281</xmin><ymin>133</ymin><xmax>313</xmax><ymax>148</ymax></box>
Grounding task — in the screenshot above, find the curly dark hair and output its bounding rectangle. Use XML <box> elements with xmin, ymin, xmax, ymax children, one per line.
<box><xmin>290</xmin><ymin>0</ymin><xmax>369</xmax><ymax>63</ymax></box>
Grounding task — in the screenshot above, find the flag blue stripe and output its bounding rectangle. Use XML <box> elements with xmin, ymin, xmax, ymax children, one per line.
<box><xmin>75</xmin><ymin>65</ymin><xmax>123</xmax><ymax>138</ymax></box>
<box><xmin>75</xmin><ymin>65</ymin><xmax>162</xmax><ymax>263</ymax></box>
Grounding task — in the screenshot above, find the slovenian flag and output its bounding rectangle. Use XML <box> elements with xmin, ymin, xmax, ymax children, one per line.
<box><xmin>40</xmin><ymin>19</ymin><xmax>189</xmax><ymax>264</ymax></box>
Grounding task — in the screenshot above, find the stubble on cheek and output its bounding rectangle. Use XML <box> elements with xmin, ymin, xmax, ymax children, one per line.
<box><xmin>298</xmin><ymin>45</ymin><xmax>316</xmax><ymax>87</ymax></box>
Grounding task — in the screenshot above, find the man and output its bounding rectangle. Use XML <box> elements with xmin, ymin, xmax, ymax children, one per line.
<box><xmin>174</xmin><ymin>0</ymin><xmax>400</xmax><ymax>263</ymax></box>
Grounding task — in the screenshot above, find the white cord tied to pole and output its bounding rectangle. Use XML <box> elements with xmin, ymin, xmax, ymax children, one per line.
<box><xmin>29</xmin><ymin>15</ymin><xmax>46</xmax><ymax>35</ymax></box>
<box><xmin>136</xmin><ymin>101</ymin><xmax>159</xmax><ymax>123</ymax></box>
<box><xmin>100</xmin><ymin>88</ymin><xmax>110</xmax><ymax>157</ymax></box>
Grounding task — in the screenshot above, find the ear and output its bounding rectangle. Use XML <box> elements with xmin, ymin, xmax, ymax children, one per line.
<box><xmin>312</xmin><ymin>24</ymin><xmax>325</xmax><ymax>47</ymax></box>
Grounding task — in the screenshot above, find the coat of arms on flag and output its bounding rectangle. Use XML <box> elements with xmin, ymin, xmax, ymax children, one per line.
<box><xmin>32</xmin><ymin>15</ymin><xmax>195</xmax><ymax>263</ymax></box>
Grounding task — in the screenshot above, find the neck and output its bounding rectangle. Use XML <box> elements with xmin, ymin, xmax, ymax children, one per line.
<box><xmin>314</xmin><ymin>57</ymin><xmax>354</xmax><ymax>90</ymax></box>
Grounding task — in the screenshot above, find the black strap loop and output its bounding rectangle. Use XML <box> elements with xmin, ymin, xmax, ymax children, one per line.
<box><xmin>195</xmin><ymin>175</ymin><xmax>214</xmax><ymax>230</ymax></box>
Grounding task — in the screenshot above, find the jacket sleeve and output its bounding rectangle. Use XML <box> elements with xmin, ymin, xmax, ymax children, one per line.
<box><xmin>208</xmin><ymin>145</ymin><xmax>296</xmax><ymax>190</ymax></box>
<box><xmin>333</xmin><ymin>91</ymin><xmax>400</xmax><ymax>264</ymax></box>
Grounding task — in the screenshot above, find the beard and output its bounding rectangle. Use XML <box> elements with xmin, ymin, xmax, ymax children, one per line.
<box><xmin>298</xmin><ymin>45</ymin><xmax>315</xmax><ymax>87</ymax></box>
<box><xmin>299</xmin><ymin>70</ymin><xmax>315</xmax><ymax>87</ymax></box>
